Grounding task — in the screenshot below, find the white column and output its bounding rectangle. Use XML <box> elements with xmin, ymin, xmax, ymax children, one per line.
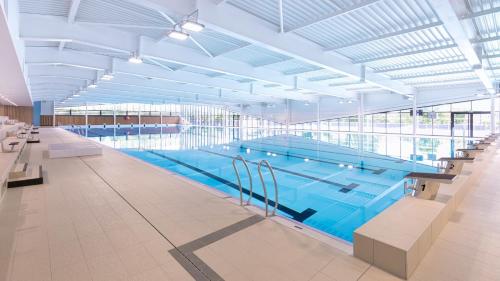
<box><xmin>113</xmin><ymin>104</ymin><xmax>116</xmax><ymax>126</ymax></box>
<box><xmin>85</xmin><ymin>102</ymin><xmax>88</xmax><ymax>127</ymax></box>
<box><xmin>358</xmin><ymin>92</ymin><xmax>364</xmax><ymax>134</ymax></box>
<box><xmin>412</xmin><ymin>92</ymin><xmax>417</xmax><ymax>170</ymax></box>
<box><xmin>358</xmin><ymin>93</ymin><xmax>365</xmax><ymax>154</ymax></box>
<box><xmin>52</xmin><ymin>100</ymin><xmax>56</xmax><ymax>127</ymax></box>
<box><xmin>316</xmin><ymin>100</ymin><xmax>320</xmax><ymax>137</ymax></box>
<box><xmin>285</xmin><ymin>99</ymin><xmax>290</xmax><ymax>133</ymax></box>
<box><xmin>138</xmin><ymin>106</ymin><xmax>142</xmax><ymax>126</ymax></box>
<box><xmin>491</xmin><ymin>93</ymin><xmax>496</xmax><ymax>134</ymax></box>
<box><xmin>412</xmin><ymin>93</ymin><xmax>417</xmax><ymax>136</ymax></box>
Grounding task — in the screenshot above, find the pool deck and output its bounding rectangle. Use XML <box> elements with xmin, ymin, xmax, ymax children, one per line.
<box><xmin>0</xmin><ymin>127</ymin><xmax>498</xmax><ymax>280</ymax></box>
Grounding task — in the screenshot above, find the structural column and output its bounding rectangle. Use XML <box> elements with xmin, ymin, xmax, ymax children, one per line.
<box><xmin>316</xmin><ymin>100</ymin><xmax>320</xmax><ymax>137</ymax></box>
<box><xmin>412</xmin><ymin>93</ymin><xmax>417</xmax><ymax>136</ymax></box>
<box><xmin>412</xmin><ymin>92</ymin><xmax>418</xmax><ymax>168</ymax></box>
<box><xmin>358</xmin><ymin>92</ymin><xmax>364</xmax><ymax>134</ymax></box>
<box><xmin>52</xmin><ymin>100</ymin><xmax>56</xmax><ymax>127</ymax></box>
<box><xmin>85</xmin><ymin>102</ymin><xmax>88</xmax><ymax>127</ymax></box>
<box><xmin>358</xmin><ymin>93</ymin><xmax>365</xmax><ymax>153</ymax></box>
<box><xmin>138</xmin><ymin>106</ymin><xmax>142</xmax><ymax>126</ymax></box>
<box><xmin>285</xmin><ymin>99</ymin><xmax>290</xmax><ymax>133</ymax></box>
<box><xmin>491</xmin><ymin>93</ymin><xmax>496</xmax><ymax>134</ymax></box>
<box><xmin>113</xmin><ymin>104</ymin><xmax>116</xmax><ymax>126</ymax></box>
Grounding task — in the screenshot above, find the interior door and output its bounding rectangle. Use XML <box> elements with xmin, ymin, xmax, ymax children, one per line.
<box><xmin>451</xmin><ymin>112</ymin><xmax>471</xmax><ymax>138</ymax></box>
<box><xmin>451</xmin><ymin>111</ymin><xmax>490</xmax><ymax>138</ymax></box>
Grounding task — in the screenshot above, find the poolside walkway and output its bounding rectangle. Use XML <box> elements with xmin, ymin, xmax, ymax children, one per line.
<box><xmin>0</xmin><ymin>127</ymin><xmax>498</xmax><ymax>280</ymax></box>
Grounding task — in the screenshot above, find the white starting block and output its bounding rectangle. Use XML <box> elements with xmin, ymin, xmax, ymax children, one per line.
<box><xmin>473</xmin><ymin>141</ymin><xmax>491</xmax><ymax>150</ymax></box>
<box><xmin>405</xmin><ymin>172</ymin><xmax>456</xmax><ymax>200</ymax></box>
<box><xmin>48</xmin><ymin>142</ymin><xmax>103</xmax><ymax>158</ymax></box>
<box><xmin>437</xmin><ymin>157</ymin><xmax>475</xmax><ymax>175</ymax></box>
<box><xmin>456</xmin><ymin>148</ymin><xmax>484</xmax><ymax>158</ymax></box>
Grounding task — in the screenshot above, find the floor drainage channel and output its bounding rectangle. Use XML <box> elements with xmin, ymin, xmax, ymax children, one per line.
<box><xmin>79</xmin><ymin>157</ymin><xmax>263</xmax><ymax>281</ymax></box>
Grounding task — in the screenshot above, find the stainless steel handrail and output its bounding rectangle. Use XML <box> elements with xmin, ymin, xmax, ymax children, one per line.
<box><xmin>232</xmin><ymin>155</ymin><xmax>253</xmax><ymax>206</ymax></box>
<box><xmin>257</xmin><ymin>160</ymin><xmax>278</xmax><ymax>217</ymax></box>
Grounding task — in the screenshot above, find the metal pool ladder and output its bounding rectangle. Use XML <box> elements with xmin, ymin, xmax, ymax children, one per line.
<box><xmin>232</xmin><ymin>155</ymin><xmax>253</xmax><ymax>206</ymax></box>
<box><xmin>258</xmin><ymin>160</ymin><xmax>278</xmax><ymax>217</ymax></box>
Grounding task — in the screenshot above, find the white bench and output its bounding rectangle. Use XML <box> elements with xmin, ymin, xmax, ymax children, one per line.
<box><xmin>48</xmin><ymin>142</ymin><xmax>103</xmax><ymax>158</ymax></box>
<box><xmin>353</xmin><ymin>146</ymin><xmax>493</xmax><ymax>279</ymax></box>
<box><xmin>354</xmin><ymin>196</ymin><xmax>447</xmax><ymax>279</ymax></box>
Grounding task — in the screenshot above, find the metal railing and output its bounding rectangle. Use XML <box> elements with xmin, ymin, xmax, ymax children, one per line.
<box><xmin>232</xmin><ymin>155</ymin><xmax>253</xmax><ymax>206</ymax></box>
<box><xmin>258</xmin><ymin>160</ymin><xmax>278</xmax><ymax>217</ymax></box>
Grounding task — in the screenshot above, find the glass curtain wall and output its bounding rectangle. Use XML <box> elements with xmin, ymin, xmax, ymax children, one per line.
<box><xmin>291</xmin><ymin>98</ymin><xmax>500</xmax><ymax>137</ymax></box>
<box><xmin>56</xmin><ymin>103</ymin><xmax>285</xmax><ymax>129</ymax></box>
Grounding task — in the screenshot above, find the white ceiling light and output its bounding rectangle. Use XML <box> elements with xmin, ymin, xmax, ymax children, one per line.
<box><xmin>181</xmin><ymin>20</ymin><xmax>204</xmax><ymax>32</ymax></box>
<box><xmin>128</xmin><ymin>52</ymin><xmax>143</xmax><ymax>64</ymax></box>
<box><xmin>181</xmin><ymin>10</ymin><xmax>204</xmax><ymax>32</ymax></box>
<box><xmin>73</xmin><ymin>94</ymin><xmax>81</xmax><ymax>97</ymax></box>
<box><xmin>101</xmin><ymin>73</ymin><xmax>114</xmax><ymax>81</ymax></box>
<box><xmin>168</xmin><ymin>30</ymin><xmax>189</xmax><ymax>41</ymax></box>
<box><xmin>88</xmin><ymin>83</ymin><xmax>97</xmax><ymax>89</ymax></box>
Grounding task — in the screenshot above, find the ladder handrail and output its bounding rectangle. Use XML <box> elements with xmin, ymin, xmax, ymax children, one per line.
<box><xmin>232</xmin><ymin>155</ymin><xmax>253</xmax><ymax>206</ymax></box>
<box><xmin>257</xmin><ymin>160</ymin><xmax>278</xmax><ymax>217</ymax></box>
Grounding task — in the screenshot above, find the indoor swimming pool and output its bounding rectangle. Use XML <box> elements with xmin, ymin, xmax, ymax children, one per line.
<box><xmin>68</xmin><ymin>126</ymin><xmax>456</xmax><ymax>242</ymax></box>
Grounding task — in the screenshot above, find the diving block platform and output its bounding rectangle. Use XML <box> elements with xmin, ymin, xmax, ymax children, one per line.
<box><xmin>456</xmin><ymin>148</ymin><xmax>484</xmax><ymax>158</ymax></box>
<box><xmin>437</xmin><ymin>157</ymin><xmax>474</xmax><ymax>175</ymax></box>
<box><xmin>48</xmin><ymin>142</ymin><xmax>103</xmax><ymax>159</ymax></box>
<box><xmin>404</xmin><ymin>172</ymin><xmax>456</xmax><ymax>200</ymax></box>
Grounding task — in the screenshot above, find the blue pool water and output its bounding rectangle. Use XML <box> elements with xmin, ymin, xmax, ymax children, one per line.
<box><xmin>69</xmin><ymin>126</ymin><xmax>441</xmax><ymax>242</ymax></box>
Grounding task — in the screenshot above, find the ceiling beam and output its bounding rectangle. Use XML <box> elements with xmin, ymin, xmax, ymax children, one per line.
<box><xmin>20</xmin><ymin>14</ymin><xmax>339</xmax><ymax>98</ymax></box>
<box><xmin>353</xmin><ymin>44</ymin><xmax>457</xmax><ymax>64</ymax></box>
<box><xmin>430</xmin><ymin>0</ymin><xmax>495</xmax><ymax>93</ymax></box>
<box><xmin>191</xmin><ymin>0</ymin><xmax>412</xmax><ymax>95</ymax></box>
<box><xmin>126</xmin><ymin>0</ymin><xmax>412</xmax><ymax>95</ymax></box>
<box><xmin>68</xmin><ymin>0</ymin><xmax>82</xmax><ymax>24</ymax></box>
<box><xmin>325</xmin><ymin>21</ymin><xmax>442</xmax><ymax>51</ymax></box>
<box><xmin>391</xmin><ymin>69</ymin><xmax>474</xmax><ymax>80</ymax></box>
<box><xmin>24</xmin><ymin>47</ymin><xmax>313</xmax><ymax>102</ymax></box>
<box><xmin>462</xmin><ymin>6</ymin><xmax>500</xmax><ymax>19</ymax></box>
<box><xmin>285</xmin><ymin>0</ymin><xmax>382</xmax><ymax>33</ymax></box>
<box><xmin>373</xmin><ymin>58</ymin><xmax>468</xmax><ymax>73</ymax></box>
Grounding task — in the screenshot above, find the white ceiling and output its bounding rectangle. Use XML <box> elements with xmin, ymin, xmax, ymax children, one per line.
<box><xmin>0</xmin><ymin>6</ymin><xmax>31</xmax><ymax>106</ymax></box>
<box><xmin>15</xmin><ymin>0</ymin><xmax>500</xmax><ymax>108</ymax></box>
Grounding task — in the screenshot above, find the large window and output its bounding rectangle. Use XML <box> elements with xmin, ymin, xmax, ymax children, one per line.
<box><xmin>308</xmin><ymin>97</ymin><xmax>500</xmax><ymax>137</ymax></box>
<box><xmin>373</xmin><ymin>113</ymin><xmax>386</xmax><ymax>133</ymax></box>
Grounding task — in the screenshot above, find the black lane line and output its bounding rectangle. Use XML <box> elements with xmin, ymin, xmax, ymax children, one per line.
<box><xmin>147</xmin><ymin>150</ymin><xmax>316</xmax><ymax>222</ymax></box>
<box><xmin>170</xmin><ymin>215</ymin><xmax>265</xmax><ymax>281</ymax></box>
<box><xmin>200</xmin><ymin>149</ymin><xmax>359</xmax><ymax>191</ymax></box>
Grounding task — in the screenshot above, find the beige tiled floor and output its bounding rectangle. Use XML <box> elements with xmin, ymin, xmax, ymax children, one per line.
<box><xmin>0</xmin><ymin>128</ymin><xmax>499</xmax><ymax>280</ymax></box>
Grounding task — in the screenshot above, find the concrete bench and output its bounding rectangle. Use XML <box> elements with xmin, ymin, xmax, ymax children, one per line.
<box><xmin>354</xmin><ymin>197</ymin><xmax>447</xmax><ymax>279</ymax></box>
<box><xmin>353</xmin><ymin>143</ymin><xmax>494</xmax><ymax>279</ymax></box>
<box><xmin>48</xmin><ymin>142</ymin><xmax>103</xmax><ymax>158</ymax></box>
